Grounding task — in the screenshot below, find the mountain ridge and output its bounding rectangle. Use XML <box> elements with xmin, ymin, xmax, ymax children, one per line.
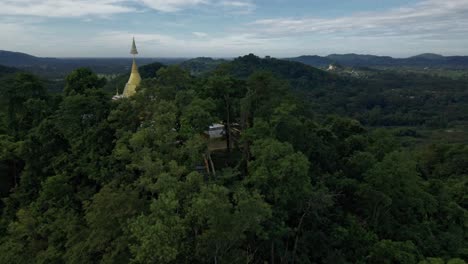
<box><xmin>0</xmin><ymin>50</ymin><xmax>185</xmax><ymax>78</ymax></box>
<box><xmin>0</xmin><ymin>50</ymin><xmax>59</xmax><ymax>66</ymax></box>
<box><xmin>3</xmin><ymin>50</ymin><xmax>468</xmax><ymax>75</ymax></box>
<box><xmin>287</xmin><ymin>53</ymin><xmax>468</xmax><ymax>68</ymax></box>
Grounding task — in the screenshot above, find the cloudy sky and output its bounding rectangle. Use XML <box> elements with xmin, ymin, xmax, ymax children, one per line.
<box><xmin>1</xmin><ymin>0</ymin><xmax>468</xmax><ymax>57</ymax></box>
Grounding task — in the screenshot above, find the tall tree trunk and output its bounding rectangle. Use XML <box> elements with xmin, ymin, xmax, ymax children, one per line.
<box><xmin>292</xmin><ymin>202</ymin><xmax>312</xmax><ymax>263</ymax></box>
<box><xmin>240</xmin><ymin>96</ymin><xmax>252</xmax><ymax>177</ymax></box>
<box><xmin>203</xmin><ymin>154</ymin><xmax>211</xmax><ymax>175</ymax></box>
<box><xmin>13</xmin><ymin>160</ymin><xmax>17</xmax><ymax>187</ymax></box>
<box><xmin>270</xmin><ymin>241</ymin><xmax>275</xmax><ymax>264</ymax></box>
<box><xmin>225</xmin><ymin>96</ymin><xmax>231</xmax><ymax>154</ymax></box>
<box><xmin>208</xmin><ymin>153</ymin><xmax>216</xmax><ymax>177</ymax></box>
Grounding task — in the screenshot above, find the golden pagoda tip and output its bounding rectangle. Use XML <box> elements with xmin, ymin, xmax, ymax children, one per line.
<box><xmin>130</xmin><ymin>37</ymin><xmax>138</xmax><ymax>55</ymax></box>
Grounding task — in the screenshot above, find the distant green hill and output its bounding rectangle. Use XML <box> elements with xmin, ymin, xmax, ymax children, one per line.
<box><xmin>180</xmin><ymin>57</ymin><xmax>227</xmax><ymax>76</ymax></box>
<box><xmin>409</xmin><ymin>53</ymin><xmax>445</xmax><ymax>60</ymax></box>
<box><xmin>138</xmin><ymin>62</ymin><xmax>166</xmax><ymax>79</ymax></box>
<box><xmin>0</xmin><ymin>50</ymin><xmax>186</xmax><ymax>78</ymax></box>
<box><xmin>0</xmin><ymin>50</ymin><xmax>50</xmax><ymax>66</ymax></box>
<box><xmin>326</xmin><ymin>54</ymin><xmax>395</xmax><ymax>66</ymax></box>
<box><xmin>0</xmin><ymin>64</ymin><xmax>19</xmax><ymax>77</ymax></box>
<box><xmin>216</xmin><ymin>54</ymin><xmax>468</xmax><ymax>129</ymax></box>
<box><xmin>221</xmin><ymin>54</ymin><xmax>346</xmax><ymax>91</ymax></box>
<box><xmin>284</xmin><ymin>55</ymin><xmax>333</xmax><ymax>67</ymax></box>
<box><xmin>287</xmin><ymin>53</ymin><xmax>468</xmax><ymax>68</ymax></box>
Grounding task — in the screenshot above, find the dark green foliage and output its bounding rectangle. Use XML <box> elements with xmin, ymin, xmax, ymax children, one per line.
<box><xmin>222</xmin><ymin>54</ymin><xmax>343</xmax><ymax>90</ymax></box>
<box><xmin>64</xmin><ymin>67</ymin><xmax>106</xmax><ymax>95</ymax></box>
<box><xmin>0</xmin><ymin>62</ymin><xmax>466</xmax><ymax>264</ymax></box>
<box><xmin>212</xmin><ymin>55</ymin><xmax>468</xmax><ymax>130</ymax></box>
<box><xmin>139</xmin><ymin>62</ymin><xmax>166</xmax><ymax>79</ymax></box>
<box><xmin>180</xmin><ymin>57</ymin><xmax>227</xmax><ymax>76</ymax></box>
<box><xmin>368</xmin><ymin>240</ymin><xmax>419</xmax><ymax>264</ymax></box>
<box><xmin>0</xmin><ymin>65</ymin><xmax>19</xmax><ymax>77</ymax></box>
<box><xmin>312</xmin><ymin>70</ymin><xmax>468</xmax><ymax>128</ymax></box>
<box><xmin>0</xmin><ymin>73</ymin><xmax>48</xmax><ymax>137</ymax></box>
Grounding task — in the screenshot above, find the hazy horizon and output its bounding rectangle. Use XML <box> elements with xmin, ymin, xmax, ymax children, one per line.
<box><xmin>3</xmin><ymin>49</ymin><xmax>468</xmax><ymax>60</ymax></box>
<box><xmin>1</xmin><ymin>0</ymin><xmax>468</xmax><ymax>58</ymax></box>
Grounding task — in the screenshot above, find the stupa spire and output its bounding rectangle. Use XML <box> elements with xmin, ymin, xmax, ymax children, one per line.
<box><xmin>130</xmin><ymin>37</ymin><xmax>138</xmax><ymax>55</ymax></box>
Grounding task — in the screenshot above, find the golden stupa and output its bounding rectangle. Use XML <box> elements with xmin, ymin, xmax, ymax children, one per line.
<box><xmin>122</xmin><ymin>37</ymin><xmax>141</xmax><ymax>97</ymax></box>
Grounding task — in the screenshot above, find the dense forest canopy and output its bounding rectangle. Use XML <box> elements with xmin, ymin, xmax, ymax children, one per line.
<box><xmin>0</xmin><ymin>54</ymin><xmax>466</xmax><ymax>264</ymax></box>
<box><xmin>219</xmin><ymin>55</ymin><xmax>468</xmax><ymax>132</ymax></box>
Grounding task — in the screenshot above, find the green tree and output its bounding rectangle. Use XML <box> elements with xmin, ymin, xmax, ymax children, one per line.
<box><xmin>360</xmin><ymin>152</ymin><xmax>437</xmax><ymax>245</ymax></box>
<box><xmin>244</xmin><ymin>138</ymin><xmax>314</xmax><ymax>263</ymax></box>
<box><xmin>201</xmin><ymin>75</ymin><xmax>246</xmax><ymax>152</ymax></box>
<box><xmin>65</xmin><ymin>184</ymin><xmax>144</xmax><ymax>264</ymax></box>
<box><xmin>368</xmin><ymin>240</ymin><xmax>420</xmax><ymax>264</ymax></box>
<box><xmin>64</xmin><ymin>68</ymin><xmax>106</xmax><ymax>96</ymax></box>
<box><xmin>1</xmin><ymin>73</ymin><xmax>47</xmax><ymax>138</ymax></box>
<box><xmin>189</xmin><ymin>185</ymin><xmax>271</xmax><ymax>263</ymax></box>
<box><xmin>179</xmin><ymin>97</ymin><xmax>216</xmax><ymax>138</ymax></box>
<box><xmin>129</xmin><ymin>191</ymin><xmax>186</xmax><ymax>264</ymax></box>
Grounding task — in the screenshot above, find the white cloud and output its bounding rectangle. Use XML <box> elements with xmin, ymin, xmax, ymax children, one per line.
<box><xmin>0</xmin><ymin>22</ymin><xmax>36</xmax><ymax>47</ymax></box>
<box><xmin>0</xmin><ymin>0</ymin><xmax>135</xmax><ymax>17</ymax></box>
<box><xmin>139</xmin><ymin>0</ymin><xmax>255</xmax><ymax>13</ymax></box>
<box><xmin>219</xmin><ymin>1</ymin><xmax>255</xmax><ymax>14</ymax></box>
<box><xmin>1</xmin><ymin>0</ymin><xmax>467</xmax><ymax>57</ymax></box>
<box><xmin>0</xmin><ymin>0</ymin><xmax>256</xmax><ymax>17</ymax></box>
<box><xmin>250</xmin><ymin>0</ymin><xmax>468</xmax><ymax>39</ymax></box>
<box><xmin>138</xmin><ymin>0</ymin><xmax>208</xmax><ymax>12</ymax></box>
<box><xmin>0</xmin><ymin>18</ymin><xmax>63</xmax><ymax>55</ymax></box>
<box><xmin>90</xmin><ymin>31</ymin><xmax>278</xmax><ymax>57</ymax></box>
<box><xmin>192</xmin><ymin>31</ymin><xmax>208</xmax><ymax>37</ymax></box>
